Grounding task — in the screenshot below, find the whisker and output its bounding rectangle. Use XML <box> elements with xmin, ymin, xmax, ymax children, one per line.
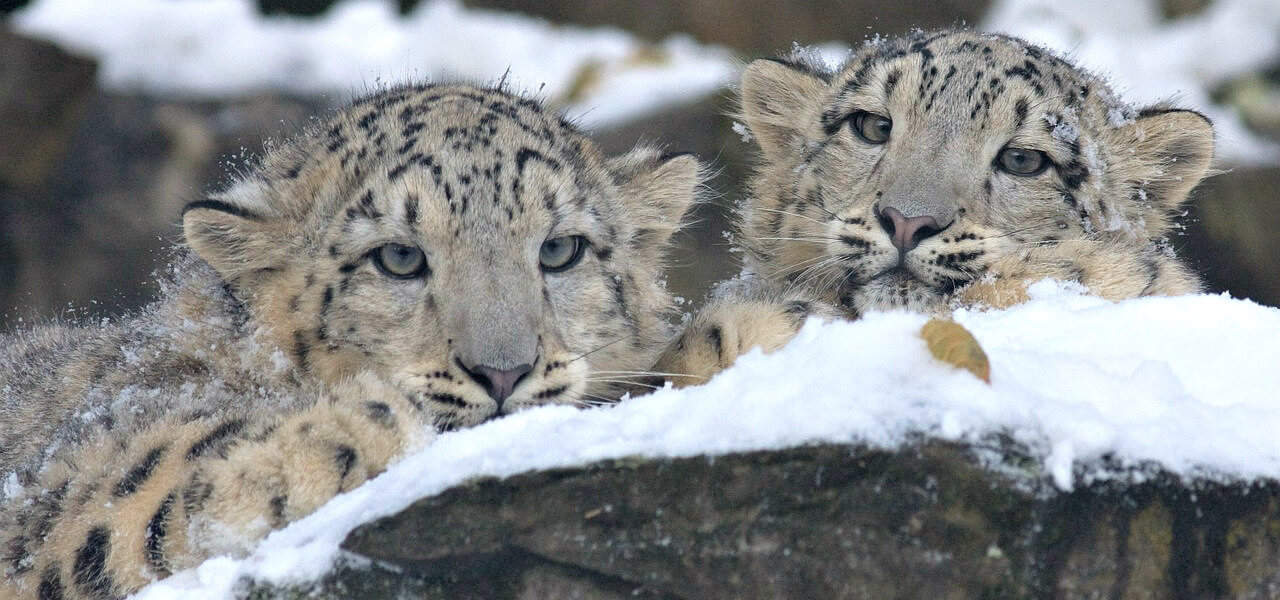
<box><xmin>592</xmin><ymin>370</ymin><xmax>699</xmax><ymax>378</ymax></box>
<box><xmin>585</xmin><ymin>378</ymin><xmax>666</xmax><ymax>389</ymax></box>
<box><xmin>568</xmin><ymin>336</ymin><xmax>627</xmax><ymax>363</ymax></box>
<box><xmin>753</xmin><ymin>206</ymin><xmax>829</xmax><ymax>225</ymax></box>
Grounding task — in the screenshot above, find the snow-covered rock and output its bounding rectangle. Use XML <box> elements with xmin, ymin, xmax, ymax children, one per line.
<box><xmin>133</xmin><ymin>282</ymin><xmax>1280</xmax><ymax>598</ymax></box>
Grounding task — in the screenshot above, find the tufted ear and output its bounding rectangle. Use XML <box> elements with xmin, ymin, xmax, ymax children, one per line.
<box><xmin>739</xmin><ymin>58</ymin><xmax>829</xmax><ymax>160</ymax></box>
<box><xmin>610</xmin><ymin>149</ymin><xmax>703</xmax><ymax>252</ymax></box>
<box><xmin>1117</xmin><ymin>108</ymin><xmax>1215</xmax><ymax>209</ymax></box>
<box><xmin>183</xmin><ymin>195</ymin><xmax>290</xmax><ymax>283</ymax></box>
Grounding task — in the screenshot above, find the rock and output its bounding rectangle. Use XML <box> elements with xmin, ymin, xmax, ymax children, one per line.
<box><xmin>243</xmin><ymin>441</ymin><xmax>1280</xmax><ymax>599</ymax></box>
<box><xmin>461</xmin><ymin>0</ymin><xmax>990</xmax><ymax>55</ymax></box>
<box><xmin>0</xmin><ymin>29</ymin><xmax>97</xmax><ymax>188</ymax></box>
<box><xmin>1181</xmin><ymin>167</ymin><xmax>1280</xmax><ymax>306</ymax></box>
<box><xmin>0</xmin><ymin>78</ymin><xmax>325</xmax><ymax>327</ymax></box>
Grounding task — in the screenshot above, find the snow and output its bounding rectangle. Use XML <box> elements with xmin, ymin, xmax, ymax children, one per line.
<box><xmin>10</xmin><ymin>0</ymin><xmax>736</xmax><ymax>129</ymax></box>
<box><xmin>983</xmin><ymin>0</ymin><xmax>1280</xmax><ymax>166</ymax></box>
<box><xmin>134</xmin><ymin>282</ymin><xmax>1280</xmax><ymax>598</ymax></box>
<box><xmin>14</xmin><ymin>0</ymin><xmax>1277</xmax><ymax>160</ymax></box>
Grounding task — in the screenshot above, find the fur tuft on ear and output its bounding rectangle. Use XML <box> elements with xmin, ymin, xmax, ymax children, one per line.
<box><xmin>738</xmin><ymin>58</ymin><xmax>829</xmax><ymax>160</ymax></box>
<box><xmin>1116</xmin><ymin>108</ymin><xmax>1215</xmax><ymax>210</ymax></box>
<box><xmin>609</xmin><ymin>149</ymin><xmax>704</xmax><ymax>252</ymax></box>
<box><xmin>183</xmin><ymin>195</ymin><xmax>289</xmax><ymax>283</ymax></box>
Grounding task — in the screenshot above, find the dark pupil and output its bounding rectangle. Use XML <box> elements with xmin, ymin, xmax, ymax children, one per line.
<box><xmin>546</xmin><ymin>239</ymin><xmax>563</xmax><ymax>254</ymax></box>
<box><xmin>1010</xmin><ymin>151</ymin><xmax>1027</xmax><ymax>167</ymax></box>
<box><xmin>874</xmin><ymin>119</ymin><xmax>890</xmax><ymax>136</ymax></box>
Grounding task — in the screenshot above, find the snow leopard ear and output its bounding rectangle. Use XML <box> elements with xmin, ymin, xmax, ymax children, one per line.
<box><xmin>610</xmin><ymin>149</ymin><xmax>703</xmax><ymax>253</ymax></box>
<box><xmin>183</xmin><ymin>193</ymin><xmax>290</xmax><ymax>283</ymax></box>
<box><xmin>1117</xmin><ymin>108</ymin><xmax>1215</xmax><ymax>209</ymax></box>
<box><xmin>739</xmin><ymin>58</ymin><xmax>829</xmax><ymax>160</ymax></box>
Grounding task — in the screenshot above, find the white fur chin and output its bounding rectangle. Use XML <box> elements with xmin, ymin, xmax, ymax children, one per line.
<box><xmin>842</xmin><ymin>271</ymin><xmax>948</xmax><ymax>315</ymax></box>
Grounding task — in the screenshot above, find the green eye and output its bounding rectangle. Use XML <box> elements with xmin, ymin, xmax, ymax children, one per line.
<box><xmin>850</xmin><ymin>111</ymin><xmax>892</xmax><ymax>144</ymax></box>
<box><xmin>539</xmin><ymin>235</ymin><xmax>585</xmax><ymax>272</ymax></box>
<box><xmin>996</xmin><ymin>147</ymin><xmax>1050</xmax><ymax>176</ymax></box>
<box><xmin>373</xmin><ymin>243</ymin><xmax>428</xmax><ymax>278</ymax></box>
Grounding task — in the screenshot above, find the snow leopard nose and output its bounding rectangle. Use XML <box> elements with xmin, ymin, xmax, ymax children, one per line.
<box><xmin>876</xmin><ymin>206</ymin><xmax>943</xmax><ymax>251</ymax></box>
<box><xmin>458</xmin><ymin>360</ymin><xmax>534</xmax><ymax>408</ymax></box>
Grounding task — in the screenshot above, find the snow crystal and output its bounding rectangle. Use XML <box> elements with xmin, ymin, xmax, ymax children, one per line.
<box><xmin>133</xmin><ymin>284</ymin><xmax>1280</xmax><ymax>598</ymax></box>
<box><xmin>1</xmin><ymin>473</ymin><xmax>21</xmax><ymax>501</ymax></box>
<box><xmin>1107</xmin><ymin>106</ymin><xmax>1137</xmax><ymax>127</ymax></box>
<box><xmin>731</xmin><ymin>121</ymin><xmax>754</xmax><ymax>143</ymax></box>
<box><xmin>1045</xmin><ymin>113</ymin><xmax>1081</xmax><ymax>144</ymax></box>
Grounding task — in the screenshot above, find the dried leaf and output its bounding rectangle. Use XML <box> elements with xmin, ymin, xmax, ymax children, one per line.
<box><xmin>920</xmin><ymin>318</ymin><xmax>991</xmax><ymax>383</ymax></box>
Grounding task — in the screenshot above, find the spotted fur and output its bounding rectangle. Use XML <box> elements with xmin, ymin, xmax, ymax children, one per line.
<box><xmin>0</xmin><ymin>83</ymin><xmax>701</xmax><ymax>598</ymax></box>
<box><xmin>657</xmin><ymin>30</ymin><xmax>1214</xmax><ymax>386</ymax></box>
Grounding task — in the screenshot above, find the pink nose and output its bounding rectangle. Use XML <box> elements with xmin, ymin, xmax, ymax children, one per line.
<box><xmin>459</xmin><ymin>362</ymin><xmax>533</xmax><ymax>408</ymax></box>
<box><xmin>877</xmin><ymin>206</ymin><xmax>942</xmax><ymax>251</ymax></box>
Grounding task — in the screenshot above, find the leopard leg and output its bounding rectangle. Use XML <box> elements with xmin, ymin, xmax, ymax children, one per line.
<box><xmin>2</xmin><ymin>373</ymin><xmax>433</xmax><ymax>599</ymax></box>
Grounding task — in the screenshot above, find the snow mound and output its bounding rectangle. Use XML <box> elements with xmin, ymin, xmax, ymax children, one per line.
<box><xmin>11</xmin><ymin>0</ymin><xmax>735</xmax><ymax>129</ymax></box>
<box><xmin>133</xmin><ymin>282</ymin><xmax>1280</xmax><ymax>599</ymax></box>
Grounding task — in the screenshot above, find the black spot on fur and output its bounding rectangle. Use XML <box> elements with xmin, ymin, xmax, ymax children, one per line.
<box><xmin>883</xmin><ymin>69</ymin><xmax>901</xmax><ymax>97</ymax></box>
<box><xmin>355</xmin><ymin>190</ymin><xmax>382</xmax><ymax>219</ymax></box>
<box><xmin>428</xmin><ymin>393</ymin><xmax>468</xmax><ymax>408</ymax></box>
<box><xmin>38</xmin><ymin>565</ymin><xmax>64</xmax><ymax>600</ymax></box>
<box><xmin>1058</xmin><ymin>158</ymin><xmax>1090</xmax><ymax>190</ymax></box>
<box><xmin>293</xmin><ymin>330</ymin><xmax>311</xmax><ymax>372</ymax></box>
<box><xmin>114</xmin><ymin>445</ymin><xmax>168</xmax><ymax>497</ymax></box>
<box><xmin>186</xmin><ymin>419</ymin><xmax>248</xmax><ymax>461</ymax></box>
<box><xmin>145</xmin><ymin>493</ymin><xmax>175</xmax><ymax>577</ymax></box>
<box><xmin>533</xmin><ymin>386</ymin><xmax>569</xmax><ymax>400</ymax></box>
<box><xmin>1014</xmin><ymin>97</ymin><xmax>1029</xmax><ymax>128</ymax></box>
<box><xmin>404</xmin><ymin>193</ymin><xmax>420</xmax><ymax>225</ymax></box>
<box><xmin>706</xmin><ymin>325</ymin><xmax>724</xmax><ymax>361</ymax></box>
<box><xmin>73</xmin><ymin>527</ymin><xmax>113</xmax><ymax>599</ymax></box>
<box><xmin>269</xmin><ymin>495</ymin><xmax>287</xmax><ymax>527</ymax></box>
<box><xmin>841</xmin><ymin>235</ymin><xmax>871</xmax><ymax>250</ymax></box>
<box><xmin>515</xmin><ymin>147</ymin><xmax>561</xmax><ymax>173</ymax></box>
<box><xmin>182</xmin><ymin>476</ymin><xmax>214</xmax><ymax>515</ymax></box>
<box><xmin>334</xmin><ymin>445</ymin><xmax>357</xmax><ymax>484</ymax></box>
<box><xmin>363</xmin><ymin>402</ymin><xmax>395</xmax><ymax>429</ymax></box>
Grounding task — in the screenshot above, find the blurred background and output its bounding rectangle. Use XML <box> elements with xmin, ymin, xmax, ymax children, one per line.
<box><xmin>1</xmin><ymin>0</ymin><xmax>1277</xmax><ymax>329</ymax></box>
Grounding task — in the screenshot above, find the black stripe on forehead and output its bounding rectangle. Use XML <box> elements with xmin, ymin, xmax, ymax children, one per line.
<box><xmin>821</xmin><ymin>34</ymin><xmax>952</xmax><ymax>133</ymax></box>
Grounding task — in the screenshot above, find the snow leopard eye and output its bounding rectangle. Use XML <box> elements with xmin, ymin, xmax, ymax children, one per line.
<box><xmin>540</xmin><ymin>235</ymin><xmax>585</xmax><ymax>272</ymax></box>
<box><xmin>373</xmin><ymin>243</ymin><xmax>428</xmax><ymax>278</ymax></box>
<box><xmin>850</xmin><ymin>111</ymin><xmax>892</xmax><ymax>144</ymax></box>
<box><xmin>996</xmin><ymin>147</ymin><xmax>1050</xmax><ymax>176</ymax></box>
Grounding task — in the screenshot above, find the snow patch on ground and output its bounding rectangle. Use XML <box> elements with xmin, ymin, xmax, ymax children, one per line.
<box><xmin>11</xmin><ymin>0</ymin><xmax>735</xmax><ymax>129</ymax></box>
<box><xmin>134</xmin><ymin>282</ymin><xmax>1280</xmax><ymax>598</ymax></box>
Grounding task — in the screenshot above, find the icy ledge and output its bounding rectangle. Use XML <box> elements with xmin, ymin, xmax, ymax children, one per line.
<box><xmin>134</xmin><ymin>281</ymin><xmax>1280</xmax><ymax>599</ymax></box>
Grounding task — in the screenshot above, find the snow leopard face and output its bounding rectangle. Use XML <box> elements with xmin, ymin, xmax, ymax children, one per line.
<box><xmin>737</xmin><ymin>30</ymin><xmax>1213</xmax><ymax>315</ymax></box>
<box><xmin>184</xmin><ymin>84</ymin><xmax>700</xmax><ymax>428</ymax></box>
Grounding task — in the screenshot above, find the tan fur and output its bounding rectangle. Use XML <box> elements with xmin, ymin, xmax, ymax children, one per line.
<box><xmin>1</xmin><ymin>83</ymin><xmax>702</xmax><ymax>599</ymax></box>
<box><xmin>661</xmin><ymin>30</ymin><xmax>1214</xmax><ymax>386</ymax></box>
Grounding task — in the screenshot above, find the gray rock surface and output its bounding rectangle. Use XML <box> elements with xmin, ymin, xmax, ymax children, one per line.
<box><xmin>244</xmin><ymin>441</ymin><xmax>1280</xmax><ymax>599</ymax></box>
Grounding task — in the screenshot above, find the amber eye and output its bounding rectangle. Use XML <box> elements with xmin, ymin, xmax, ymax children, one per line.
<box><xmin>850</xmin><ymin>111</ymin><xmax>892</xmax><ymax>144</ymax></box>
<box><xmin>996</xmin><ymin>147</ymin><xmax>1050</xmax><ymax>176</ymax></box>
<box><xmin>540</xmin><ymin>235</ymin><xmax>585</xmax><ymax>272</ymax></box>
<box><xmin>373</xmin><ymin>243</ymin><xmax>428</xmax><ymax>278</ymax></box>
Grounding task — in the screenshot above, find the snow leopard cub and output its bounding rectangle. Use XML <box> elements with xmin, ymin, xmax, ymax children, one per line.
<box><xmin>0</xmin><ymin>83</ymin><xmax>701</xmax><ymax>599</ymax></box>
<box><xmin>656</xmin><ymin>30</ymin><xmax>1213</xmax><ymax>386</ymax></box>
